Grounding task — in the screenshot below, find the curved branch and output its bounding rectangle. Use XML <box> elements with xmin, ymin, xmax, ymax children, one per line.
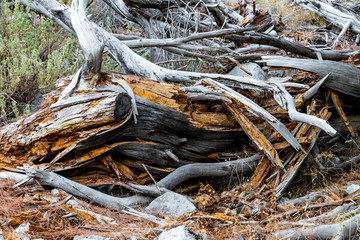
<box><xmin>128</xmin><ymin>154</ymin><xmax>260</xmax><ymax>196</ymax></box>
<box><xmin>205</xmin><ymin>79</ymin><xmax>304</xmax><ymax>152</ymax></box>
<box><xmin>274</xmin><ymin>83</ymin><xmax>337</xmax><ymax>136</ymax></box>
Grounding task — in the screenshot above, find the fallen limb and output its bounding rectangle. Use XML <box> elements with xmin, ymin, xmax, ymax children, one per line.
<box><xmin>128</xmin><ymin>154</ymin><xmax>260</xmax><ymax>196</ymax></box>
<box><xmin>227</xmin><ymin>32</ymin><xmax>358</xmax><ymax>61</ymax></box>
<box><xmin>294</xmin><ymin>0</ymin><xmax>360</xmax><ymax>34</ymax></box>
<box><xmin>325</xmin><ymin>154</ymin><xmax>360</xmax><ymax>172</ymax></box>
<box><xmin>272</xmin><ymin>212</ymin><xmax>360</xmax><ymax>239</ymax></box>
<box><xmin>260</xmin><ymin>56</ymin><xmax>360</xmax><ymax>98</ymax></box>
<box><xmin>330</xmin><ymin>91</ymin><xmax>356</xmax><ymax>138</ymax></box>
<box><xmin>25</xmin><ymin>168</ymin><xmax>151</xmax><ymax>208</ymax></box>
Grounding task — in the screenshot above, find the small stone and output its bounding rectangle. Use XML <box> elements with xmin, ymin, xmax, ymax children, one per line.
<box><xmin>14</xmin><ymin>223</ymin><xmax>31</xmax><ymax>240</ymax></box>
<box><xmin>346</xmin><ymin>184</ymin><xmax>360</xmax><ymax>194</ymax></box>
<box><xmin>157</xmin><ymin>226</ymin><xmax>197</xmax><ymax>240</ymax></box>
<box><xmin>228</xmin><ymin>63</ymin><xmax>266</xmax><ymax>81</ymax></box>
<box><xmin>42</xmin><ymin>195</ymin><xmax>59</xmax><ymax>203</ymax></box>
<box><xmin>67</xmin><ymin>200</ymin><xmax>81</xmax><ymax>207</ymax></box>
<box><xmin>51</xmin><ymin>188</ymin><xmax>60</xmax><ymax>196</ymax></box>
<box><xmin>146</xmin><ymin>192</ymin><xmax>196</xmax><ymax>219</ymax></box>
<box><xmin>73</xmin><ymin>235</ymin><xmax>114</xmax><ymax>240</ymax></box>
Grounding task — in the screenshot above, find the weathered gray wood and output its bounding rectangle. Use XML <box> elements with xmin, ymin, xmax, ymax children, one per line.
<box><xmin>260</xmin><ymin>56</ymin><xmax>360</xmax><ymax>98</ymax></box>
<box><xmin>226</xmin><ymin>32</ymin><xmax>358</xmax><ymax>61</ymax></box>
<box><xmin>25</xmin><ymin>168</ymin><xmax>151</xmax><ymax>208</ymax></box>
<box><xmin>206</xmin><ymin>79</ymin><xmax>304</xmax><ymax>152</ymax></box>
<box><xmin>127</xmin><ymin>154</ymin><xmax>260</xmax><ymax>196</ymax></box>
<box><xmin>294</xmin><ymin>0</ymin><xmax>360</xmax><ymax>34</ymax></box>
<box><xmin>274</xmin><ymin>83</ymin><xmax>336</xmax><ymax>136</ymax></box>
<box><xmin>273</xmin><ymin>213</ymin><xmax>360</xmax><ymax>240</ymax></box>
<box><xmin>75</xmin><ymin>95</ymin><xmax>248</xmax><ymax>155</ymax></box>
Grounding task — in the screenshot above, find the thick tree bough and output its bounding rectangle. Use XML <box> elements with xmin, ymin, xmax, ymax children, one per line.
<box><xmin>70</xmin><ymin>0</ymin><xmax>103</xmax><ymax>83</ymax></box>
<box><xmin>294</xmin><ymin>0</ymin><xmax>360</xmax><ymax>34</ymax></box>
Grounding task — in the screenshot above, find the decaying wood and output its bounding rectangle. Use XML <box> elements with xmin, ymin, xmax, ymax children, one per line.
<box><xmin>325</xmin><ymin>154</ymin><xmax>360</xmax><ymax>172</ymax></box>
<box><xmin>127</xmin><ymin>154</ymin><xmax>260</xmax><ymax>197</ymax></box>
<box><xmin>70</xmin><ymin>0</ymin><xmax>103</xmax><ymax>85</ymax></box>
<box><xmin>275</xmin><ymin>105</ymin><xmax>331</xmax><ymax>197</ymax></box>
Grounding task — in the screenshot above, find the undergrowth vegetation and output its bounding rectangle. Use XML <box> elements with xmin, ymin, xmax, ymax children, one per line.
<box><xmin>0</xmin><ymin>0</ymin><xmax>82</xmax><ymax>123</ymax></box>
<box><xmin>257</xmin><ymin>0</ymin><xmax>326</xmax><ymax>26</ymax></box>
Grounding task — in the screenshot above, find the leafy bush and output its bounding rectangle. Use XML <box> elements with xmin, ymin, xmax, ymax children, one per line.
<box><xmin>0</xmin><ymin>0</ymin><xmax>82</xmax><ymax>123</ymax></box>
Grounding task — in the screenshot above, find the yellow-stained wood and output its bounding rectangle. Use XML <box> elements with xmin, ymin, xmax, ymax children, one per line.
<box><xmin>225</xmin><ymin>102</ymin><xmax>284</xmax><ymax>170</ymax></box>
<box><xmin>330</xmin><ymin>91</ymin><xmax>356</xmax><ymax>138</ymax></box>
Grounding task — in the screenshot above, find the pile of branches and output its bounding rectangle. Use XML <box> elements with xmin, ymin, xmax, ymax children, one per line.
<box><xmin>1</xmin><ymin>0</ymin><xmax>360</xmax><ymax>239</ymax></box>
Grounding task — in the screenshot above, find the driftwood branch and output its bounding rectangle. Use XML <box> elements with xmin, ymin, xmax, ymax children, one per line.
<box><xmin>128</xmin><ymin>154</ymin><xmax>260</xmax><ymax>196</ymax></box>
<box><xmin>273</xmin><ymin>213</ymin><xmax>360</xmax><ymax>239</ymax></box>
<box><xmin>70</xmin><ymin>0</ymin><xmax>103</xmax><ymax>86</ymax></box>
<box><xmin>25</xmin><ymin>168</ymin><xmax>151</xmax><ymax>208</ymax></box>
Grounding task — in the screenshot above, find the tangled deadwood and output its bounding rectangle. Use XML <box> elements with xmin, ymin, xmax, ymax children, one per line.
<box><xmin>1</xmin><ymin>0</ymin><xmax>360</xmax><ymax>239</ymax></box>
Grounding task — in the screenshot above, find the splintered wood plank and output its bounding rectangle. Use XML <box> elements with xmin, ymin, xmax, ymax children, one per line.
<box><xmin>330</xmin><ymin>91</ymin><xmax>356</xmax><ymax>138</ymax></box>
<box><xmin>122</xmin><ymin>75</ymin><xmax>188</xmax><ymax>112</ymax></box>
<box><xmin>246</xmin><ymin>156</ymin><xmax>273</xmax><ymax>192</ymax></box>
<box><xmin>275</xmin><ymin>106</ymin><xmax>331</xmax><ymax>197</ymax></box>
<box><xmin>226</xmin><ymin>102</ymin><xmax>284</xmax><ymax>170</ymax></box>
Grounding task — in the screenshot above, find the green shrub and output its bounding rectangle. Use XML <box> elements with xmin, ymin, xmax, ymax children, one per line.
<box><xmin>0</xmin><ymin>0</ymin><xmax>82</xmax><ymax>123</ymax></box>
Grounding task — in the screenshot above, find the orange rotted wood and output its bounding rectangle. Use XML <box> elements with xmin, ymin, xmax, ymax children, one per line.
<box><xmin>225</xmin><ymin>102</ymin><xmax>284</xmax><ymax>170</ymax></box>
<box><xmin>330</xmin><ymin>91</ymin><xmax>356</xmax><ymax>138</ymax></box>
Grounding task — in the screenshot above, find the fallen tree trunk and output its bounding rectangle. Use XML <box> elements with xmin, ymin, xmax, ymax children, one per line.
<box><xmin>0</xmin><ymin>74</ymin><xmax>251</xmax><ymax>185</ymax></box>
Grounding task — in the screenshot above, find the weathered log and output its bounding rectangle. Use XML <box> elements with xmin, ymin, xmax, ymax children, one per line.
<box><xmin>226</xmin><ymin>32</ymin><xmax>358</xmax><ymax>61</ymax></box>
<box><xmin>70</xmin><ymin>0</ymin><xmax>103</xmax><ymax>84</ymax></box>
<box><xmin>0</xmin><ymin>73</ymin><xmax>253</xmax><ymax>188</ymax></box>
<box><xmin>25</xmin><ymin>167</ymin><xmax>151</xmax><ymax>208</ymax></box>
<box><xmin>260</xmin><ymin>56</ymin><xmax>360</xmax><ymax>98</ymax></box>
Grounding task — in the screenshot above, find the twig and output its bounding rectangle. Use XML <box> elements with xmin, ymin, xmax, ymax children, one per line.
<box><xmin>142</xmin><ymin>163</ymin><xmax>161</xmax><ymax>195</ymax></box>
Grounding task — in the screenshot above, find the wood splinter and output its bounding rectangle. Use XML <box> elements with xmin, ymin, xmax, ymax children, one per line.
<box><xmin>330</xmin><ymin>91</ymin><xmax>356</xmax><ymax>138</ymax></box>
